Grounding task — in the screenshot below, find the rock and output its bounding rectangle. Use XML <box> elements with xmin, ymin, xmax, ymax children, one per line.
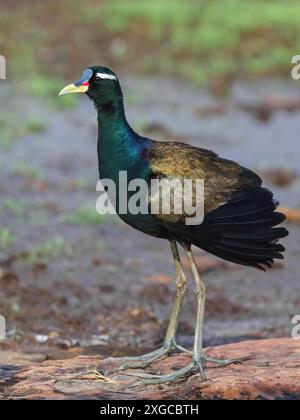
<box><xmin>35</xmin><ymin>334</ymin><xmax>49</xmax><ymax>344</ymax></box>
<box><xmin>0</xmin><ymin>338</ymin><xmax>299</xmax><ymax>400</ymax></box>
<box><xmin>56</xmin><ymin>339</ymin><xmax>74</xmax><ymax>349</ymax></box>
<box><xmin>0</xmin><ymin>351</ymin><xmax>47</xmax><ymax>366</ymax></box>
<box><xmin>78</xmin><ymin>335</ymin><xmax>109</xmax><ymax>348</ymax></box>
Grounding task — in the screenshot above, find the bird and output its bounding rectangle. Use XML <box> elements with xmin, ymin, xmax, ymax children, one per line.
<box><xmin>59</xmin><ymin>66</ymin><xmax>289</xmax><ymax>385</ymax></box>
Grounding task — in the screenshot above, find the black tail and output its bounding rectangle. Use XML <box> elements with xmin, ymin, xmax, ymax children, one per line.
<box><xmin>167</xmin><ymin>187</ymin><xmax>289</xmax><ymax>270</ymax></box>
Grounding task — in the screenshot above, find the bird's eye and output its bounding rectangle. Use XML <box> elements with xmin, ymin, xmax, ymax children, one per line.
<box><xmin>94</xmin><ymin>75</ymin><xmax>101</xmax><ymax>83</ymax></box>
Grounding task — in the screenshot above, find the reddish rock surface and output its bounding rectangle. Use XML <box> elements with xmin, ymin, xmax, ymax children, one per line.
<box><xmin>0</xmin><ymin>338</ymin><xmax>299</xmax><ymax>400</ymax></box>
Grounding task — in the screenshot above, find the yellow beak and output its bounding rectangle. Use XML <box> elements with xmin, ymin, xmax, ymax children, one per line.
<box><xmin>58</xmin><ymin>83</ymin><xmax>89</xmax><ymax>96</ymax></box>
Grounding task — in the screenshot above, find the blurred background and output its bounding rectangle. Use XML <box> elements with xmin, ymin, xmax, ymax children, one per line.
<box><xmin>0</xmin><ymin>0</ymin><xmax>299</xmax><ymax>361</ymax></box>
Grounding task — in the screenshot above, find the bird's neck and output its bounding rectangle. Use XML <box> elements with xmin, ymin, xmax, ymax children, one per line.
<box><xmin>97</xmin><ymin>97</ymin><xmax>130</xmax><ymax>137</ymax></box>
<box><xmin>96</xmin><ymin>100</ymin><xmax>145</xmax><ymax>179</ymax></box>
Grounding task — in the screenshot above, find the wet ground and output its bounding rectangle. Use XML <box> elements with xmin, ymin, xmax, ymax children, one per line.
<box><xmin>0</xmin><ymin>77</ymin><xmax>299</xmax><ymax>361</ymax></box>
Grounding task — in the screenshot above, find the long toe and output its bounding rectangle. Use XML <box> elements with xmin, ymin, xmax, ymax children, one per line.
<box><xmin>107</xmin><ymin>347</ymin><xmax>171</xmax><ymax>373</ymax></box>
<box><xmin>116</xmin><ymin>357</ymin><xmax>161</xmax><ymax>371</ymax></box>
<box><xmin>120</xmin><ymin>371</ymin><xmax>163</xmax><ymax>379</ymax></box>
<box><xmin>127</xmin><ymin>362</ymin><xmax>207</xmax><ymax>386</ymax></box>
<box><xmin>203</xmin><ymin>354</ymin><xmax>251</xmax><ymax>366</ymax></box>
<box><xmin>107</xmin><ymin>342</ymin><xmax>191</xmax><ymax>372</ymax></box>
<box><xmin>107</xmin><ymin>348</ymin><xmax>162</xmax><ymax>363</ymax></box>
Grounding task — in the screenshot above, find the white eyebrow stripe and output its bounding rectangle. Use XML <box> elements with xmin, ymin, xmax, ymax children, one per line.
<box><xmin>96</xmin><ymin>72</ymin><xmax>117</xmax><ymax>81</ymax></box>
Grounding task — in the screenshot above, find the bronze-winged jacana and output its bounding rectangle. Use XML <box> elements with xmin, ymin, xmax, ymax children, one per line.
<box><xmin>59</xmin><ymin>67</ymin><xmax>288</xmax><ymax>385</ymax></box>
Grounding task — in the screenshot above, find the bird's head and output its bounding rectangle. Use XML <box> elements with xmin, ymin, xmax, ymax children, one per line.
<box><xmin>59</xmin><ymin>66</ymin><xmax>123</xmax><ymax>112</ymax></box>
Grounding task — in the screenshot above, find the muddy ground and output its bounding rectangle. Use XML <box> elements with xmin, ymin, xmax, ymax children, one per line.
<box><xmin>0</xmin><ymin>77</ymin><xmax>299</xmax><ymax>363</ymax></box>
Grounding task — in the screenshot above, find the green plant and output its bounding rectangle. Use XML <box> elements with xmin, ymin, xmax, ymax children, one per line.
<box><xmin>23</xmin><ymin>236</ymin><xmax>73</xmax><ymax>264</ymax></box>
<box><xmin>0</xmin><ymin>228</ymin><xmax>14</xmax><ymax>250</ymax></box>
<box><xmin>0</xmin><ymin>115</ymin><xmax>26</xmax><ymax>149</ymax></box>
<box><xmin>85</xmin><ymin>0</ymin><xmax>300</xmax><ymax>86</ymax></box>
<box><xmin>12</xmin><ymin>164</ymin><xmax>42</xmax><ymax>180</ymax></box>
<box><xmin>25</xmin><ymin>76</ymin><xmax>77</xmax><ymax>109</ymax></box>
<box><xmin>61</xmin><ymin>205</ymin><xmax>104</xmax><ymax>225</ymax></box>
<box><xmin>2</xmin><ymin>199</ymin><xmax>25</xmax><ymax>217</ymax></box>
<box><xmin>1</xmin><ymin>0</ymin><xmax>300</xmax><ymax>91</ymax></box>
<box><xmin>60</xmin><ymin>204</ymin><xmax>120</xmax><ymax>225</ymax></box>
<box><xmin>26</xmin><ymin>118</ymin><xmax>47</xmax><ymax>134</ymax></box>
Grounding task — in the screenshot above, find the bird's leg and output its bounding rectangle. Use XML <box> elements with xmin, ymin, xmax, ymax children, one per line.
<box><xmin>163</xmin><ymin>240</ymin><xmax>188</xmax><ymax>351</ymax></box>
<box><xmin>108</xmin><ymin>241</ymin><xmax>189</xmax><ymax>370</ymax></box>
<box><xmin>122</xmin><ymin>246</ymin><xmax>205</xmax><ymax>385</ymax></box>
<box><xmin>123</xmin><ymin>247</ymin><xmax>247</xmax><ymax>385</ymax></box>
<box><xmin>186</xmin><ymin>248</ymin><xmax>249</xmax><ymax>368</ymax></box>
<box><xmin>186</xmin><ymin>247</ymin><xmax>207</xmax><ymax>380</ymax></box>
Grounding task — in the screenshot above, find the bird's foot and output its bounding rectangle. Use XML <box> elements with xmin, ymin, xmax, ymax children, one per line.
<box><xmin>124</xmin><ymin>358</ymin><xmax>207</xmax><ymax>387</ymax></box>
<box><xmin>121</xmin><ymin>353</ymin><xmax>250</xmax><ymax>386</ymax></box>
<box><xmin>107</xmin><ymin>341</ymin><xmax>190</xmax><ymax>371</ymax></box>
